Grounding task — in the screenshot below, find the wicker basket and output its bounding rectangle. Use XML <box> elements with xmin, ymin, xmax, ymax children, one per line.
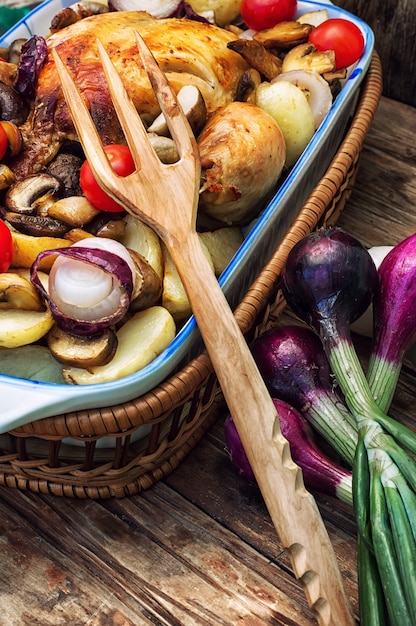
<box><xmin>0</xmin><ymin>54</ymin><xmax>383</xmax><ymax>499</ymax></box>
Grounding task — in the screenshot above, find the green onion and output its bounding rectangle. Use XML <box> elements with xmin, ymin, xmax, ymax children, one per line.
<box><xmin>281</xmin><ymin>227</ymin><xmax>416</xmax><ymax>626</ymax></box>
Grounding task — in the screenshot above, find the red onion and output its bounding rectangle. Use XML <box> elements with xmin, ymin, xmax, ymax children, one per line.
<box><xmin>31</xmin><ymin>243</ymin><xmax>134</xmax><ymax>336</ymax></box>
<box><xmin>224</xmin><ymin>399</ymin><xmax>353</xmax><ymax>504</ymax></box>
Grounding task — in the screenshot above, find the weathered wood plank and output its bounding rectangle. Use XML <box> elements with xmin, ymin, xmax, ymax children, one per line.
<box><xmin>0</xmin><ymin>483</ymin><xmax>315</xmax><ymax>625</ymax></box>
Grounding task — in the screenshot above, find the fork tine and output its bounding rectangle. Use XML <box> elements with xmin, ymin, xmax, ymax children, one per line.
<box><xmin>95</xmin><ymin>38</ymin><xmax>161</xmax><ymax>172</ymax></box>
<box><xmin>52</xmin><ymin>48</ymin><xmax>118</xmax><ymax>191</ymax></box>
<box><xmin>133</xmin><ymin>30</ymin><xmax>198</xmax><ymax>160</ymax></box>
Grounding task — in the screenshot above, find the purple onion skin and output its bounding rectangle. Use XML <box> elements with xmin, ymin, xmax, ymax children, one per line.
<box><xmin>251</xmin><ymin>324</ymin><xmax>339</xmax><ymax>413</ymax></box>
<box><xmin>15</xmin><ymin>36</ymin><xmax>48</xmax><ymax>99</ymax></box>
<box><xmin>30</xmin><ymin>246</ymin><xmax>133</xmax><ymax>336</ymax></box>
<box><xmin>372</xmin><ymin>233</ymin><xmax>416</xmax><ymax>364</ymax></box>
<box><xmin>224</xmin><ymin>400</ymin><xmax>351</xmax><ymax>500</ymax></box>
<box><xmin>281</xmin><ymin>227</ymin><xmax>378</xmax><ymax>346</ymax></box>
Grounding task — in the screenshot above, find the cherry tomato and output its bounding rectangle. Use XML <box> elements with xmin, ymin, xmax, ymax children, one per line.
<box><xmin>0</xmin><ymin>123</ymin><xmax>9</xmax><ymax>161</ymax></box>
<box><xmin>309</xmin><ymin>18</ymin><xmax>365</xmax><ymax>70</ymax></box>
<box><xmin>80</xmin><ymin>144</ymin><xmax>135</xmax><ymax>212</ymax></box>
<box><xmin>0</xmin><ymin>220</ymin><xmax>13</xmax><ymax>272</ymax></box>
<box><xmin>241</xmin><ymin>0</ymin><xmax>297</xmax><ymax>31</ymax></box>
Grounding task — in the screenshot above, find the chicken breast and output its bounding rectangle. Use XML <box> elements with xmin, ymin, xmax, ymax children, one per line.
<box><xmin>12</xmin><ymin>11</ymin><xmax>249</xmax><ymax>177</ymax></box>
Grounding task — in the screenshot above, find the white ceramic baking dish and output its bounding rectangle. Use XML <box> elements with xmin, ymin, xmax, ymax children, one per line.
<box><xmin>0</xmin><ymin>0</ymin><xmax>374</xmax><ymax>431</ymax></box>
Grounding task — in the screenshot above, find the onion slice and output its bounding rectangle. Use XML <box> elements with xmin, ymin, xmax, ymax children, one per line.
<box><xmin>31</xmin><ymin>242</ymin><xmax>134</xmax><ymax>336</ymax></box>
<box><xmin>272</xmin><ymin>69</ymin><xmax>333</xmax><ymax>129</ymax></box>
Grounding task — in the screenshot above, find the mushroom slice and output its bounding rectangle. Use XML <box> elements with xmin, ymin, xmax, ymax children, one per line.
<box><xmin>47</xmin><ymin>324</ymin><xmax>118</xmax><ymax>368</ymax></box>
<box><xmin>47</xmin><ymin>153</ymin><xmax>83</xmax><ymax>197</ymax></box>
<box><xmin>253</xmin><ymin>21</ymin><xmax>312</xmax><ymax>50</ymax></box>
<box><xmin>147</xmin><ymin>85</ymin><xmax>207</xmax><ymax>137</ymax></box>
<box><xmin>5</xmin><ymin>212</ymin><xmax>70</xmax><ymax>238</ymax></box>
<box><xmin>148</xmin><ymin>134</ymin><xmax>180</xmax><ymax>164</ymax></box>
<box><xmin>94</xmin><ymin>219</ymin><xmax>127</xmax><ymax>240</ymax></box>
<box><xmin>47</xmin><ymin>196</ymin><xmax>100</xmax><ymax>228</ymax></box>
<box><xmin>0</xmin><ymin>272</ymin><xmax>45</xmax><ymax>311</ymax></box>
<box><xmin>5</xmin><ymin>173</ymin><xmax>63</xmax><ymax>215</ymax></box>
<box><xmin>296</xmin><ymin>9</ymin><xmax>329</xmax><ymax>27</ymax></box>
<box><xmin>0</xmin><ymin>164</ymin><xmax>15</xmax><ymax>190</ymax></box>
<box><xmin>235</xmin><ymin>68</ymin><xmax>262</xmax><ymax>102</ymax></box>
<box><xmin>282</xmin><ymin>43</ymin><xmax>336</xmax><ymax>74</ymax></box>
<box><xmin>0</xmin><ymin>80</ymin><xmax>28</xmax><ymax>125</ymax></box>
<box><xmin>128</xmin><ymin>249</ymin><xmax>163</xmax><ymax>312</ymax></box>
<box><xmin>227</xmin><ymin>39</ymin><xmax>282</xmax><ymax>81</ymax></box>
<box><xmin>6</xmin><ymin>38</ymin><xmax>27</xmax><ymax>65</ymax></box>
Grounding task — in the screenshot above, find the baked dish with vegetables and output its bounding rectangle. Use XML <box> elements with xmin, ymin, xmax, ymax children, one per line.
<box><xmin>0</xmin><ymin>0</ymin><xmax>373</xmax><ymax>426</ymax></box>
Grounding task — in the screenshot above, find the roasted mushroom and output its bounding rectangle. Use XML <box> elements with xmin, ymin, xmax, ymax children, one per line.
<box><xmin>0</xmin><ymin>164</ymin><xmax>15</xmax><ymax>190</ymax></box>
<box><xmin>5</xmin><ymin>173</ymin><xmax>63</xmax><ymax>215</ymax></box>
<box><xmin>0</xmin><ymin>82</ymin><xmax>28</xmax><ymax>126</ymax></box>
<box><xmin>227</xmin><ymin>39</ymin><xmax>282</xmax><ymax>81</ymax></box>
<box><xmin>47</xmin><ymin>324</ymin><xmax>118</xmax><ymax>368</ymax></box>
<box><xmin>0</xmin><ymin>272</ymin><xmax>45</xmax><ymax>311</ymax></box>
<box><xmin>5</xmin><ymin>212</ymin><xmax>70</xmax><ymax>238</ymax></box>
<box><xmin>147</xmin><ymin>85</ymin><xmax>207</xmax><ymax>137</ymax></box>
<box><xmin>47</xmin><ymin>196</ymin><xmax>100</xmax><ymax>228</ymax></box>
<box><xmin>47</xmin><ymin>153</ymin><xmax>83</xmax><ymax>196</ymax></box>
<box><xmin>281</xmin><ymin>43</ymin><xmax>336</xmax><ymax>74</ymax></box>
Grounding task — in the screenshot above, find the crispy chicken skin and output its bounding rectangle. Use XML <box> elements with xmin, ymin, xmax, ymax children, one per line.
<box><xmin>12</xmin><ymin>11</ymin><xmax>249</xmax><ymax>178</ymax></box>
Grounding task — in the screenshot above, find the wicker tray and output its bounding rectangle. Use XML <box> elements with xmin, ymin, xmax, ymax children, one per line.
<box><xmin>0</xmin><ymin>54</ymin><xmax>383</xmax><ymax>499</ymax></box>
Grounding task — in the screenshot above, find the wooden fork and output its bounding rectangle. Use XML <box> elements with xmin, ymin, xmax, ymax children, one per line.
<box><xmin>53</xmin><ymin>34</ymin><xmax>355</xmax><ymax>626</ymax></box>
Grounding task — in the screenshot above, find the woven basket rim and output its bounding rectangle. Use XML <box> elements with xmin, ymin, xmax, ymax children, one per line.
<box><xmin>10</xmin><ymin>53</ymin><xmax>383</xmax><ymax>440</ymax></box>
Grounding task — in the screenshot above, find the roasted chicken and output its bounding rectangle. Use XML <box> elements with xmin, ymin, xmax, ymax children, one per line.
<box><xmin>12</xmin><ymin>11</ymin><xmax>249</xmax><ymax>177</ymax></box>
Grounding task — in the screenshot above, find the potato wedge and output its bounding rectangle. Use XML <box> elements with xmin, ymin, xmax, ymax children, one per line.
<box><xmin>119</xmin><ymin>215</ymin><xmax>163</xmax><ymax>281</ymax></box>
<box><xmin>10</xmin><ymin>230</ymin><xmax>71</xmax><ymax>271</ymax></box>
<box><xmin>0</xmin><ymin>307</ymin><xmax>54</xmax><ymax>348</ymax></box>
<box><xmin>199</xmin><ymin>227</ymin><xmax>244</xmax><ymax>276</ymax></box>
<box><xmin>63</xmin><ymin>306</ymin><xmax>176</xmax><ymax>384</ymax></box>
<box><xmin>162</xmin><ymin>238</ymin><xmax>214</xmax><ymax>322</ymax></box>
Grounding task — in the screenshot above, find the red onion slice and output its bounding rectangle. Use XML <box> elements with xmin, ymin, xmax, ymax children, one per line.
<box><xmin>31</xmin><ymin>246</ymin><xmax>134</xmax><ymax>336</ymax></box>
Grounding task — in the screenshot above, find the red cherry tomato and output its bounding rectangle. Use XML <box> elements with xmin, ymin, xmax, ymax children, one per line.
<box><xmin>80</xmin><ymin>144</ymin><xmax>135</xmax><ymax>212</ymax></box>
<box><xmin>0</xmin><ymin>220</ymin><xmax>13</xmax><ymax>273</ymax></box>
<box><xmin>309</xmin><ymin>18</ymin><xmax>365</xmax><ymax>70</ymax></box>
<box><xmin>241</xmin><ymin>0</ymin><xmax>297</xmax><ymax>31</ymax></box>
<box><xmin>0</xmin><ymin>123</ymin><xmax>9</xmax><ymax>161</ymax></box>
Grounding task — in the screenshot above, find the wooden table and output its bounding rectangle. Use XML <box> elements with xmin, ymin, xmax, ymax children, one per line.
<box><xmin>0</xmin><ymin>95</ymin><xmax>415</xmax><ymax>625</ymax></box>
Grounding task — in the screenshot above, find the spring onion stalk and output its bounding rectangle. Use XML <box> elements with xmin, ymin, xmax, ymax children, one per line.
<box><xmin>366</xmin><ymin>233</ymin><xmax>416</xmax><ymax>412</ymax></box>
<box><xmin>251</xmin><ymin>325</ymin><xmax>357</xmax><ymax>465</ymax></box>
<box><xmin>357</xmin><ymin>533</ymin><xmax>386</xmax><ymax>626</ymax></box>
<box><xmin>281</xmin><ymin>227</ymin><xmax>416</xmax><ymax>626</ymax></box>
